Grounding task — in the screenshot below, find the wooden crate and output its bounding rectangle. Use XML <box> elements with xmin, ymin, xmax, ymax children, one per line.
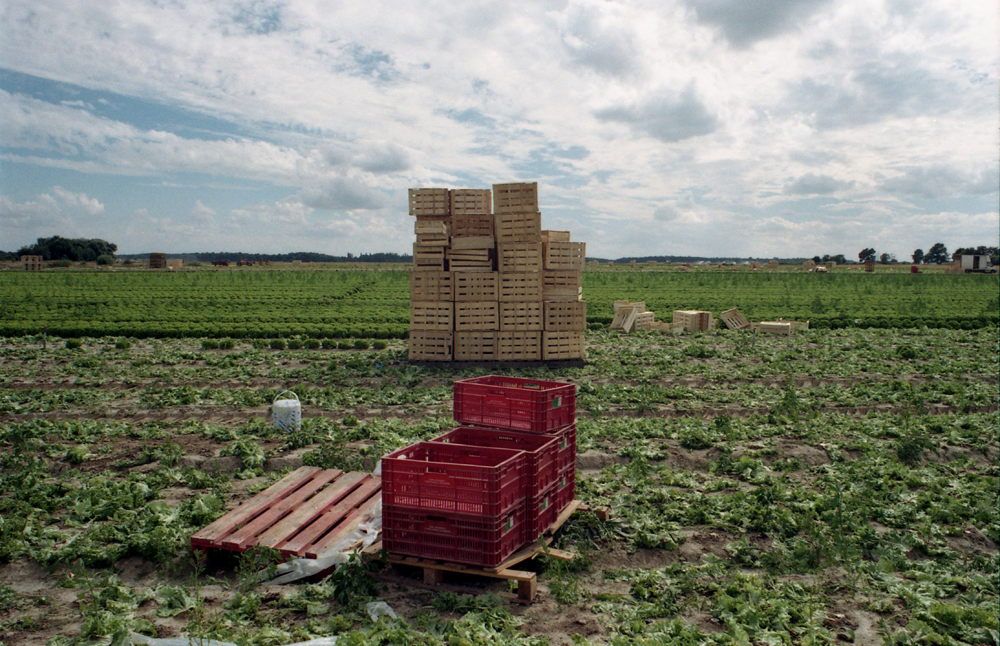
<box><xmin>413</xmin><ymin>243</ymin><xmax>445</xmax><ymax>271</ymax></box>
<box><xmin>543</xmin><ymin>242</ymin><xmax>585</xmax><ymax>271</ymax></box>
<box><xmin>450</xmin><ymin>236</ymin><xmax>494</xmax><ymax>250</ymax></box>
<box><xmin>544</xmin><ymin>301</ymin><xmax>587</xmax><ymax>332</ymax></box>
<box><xmin>673</xmin><ymin>310</ymin><xmax>713</xmax><ymax>332</ymax></box>
<box><xmin>454</xmin><ymin>272</ymin><xmax>498</xmax><ymax>301</ymax></box>
<box><xmin>720</xmin><ymin>308</ymin><xmax>751</xmax><ymax>330</ymax></box>
<box><xmin>452</xmin><ymin>212</ymin><xmax>494</xmax><ymax>238</ymax></box>
<box><xmin>633</xmin><ymin>312</ymin><xmax>655</xmax><ymax>331</ymax></box>
<box><xmin>498</xmin><ymin>272</ymin><xmax>542</xmax><ymax>302</ymax></box>
<box><xmin>542</xmin><ymin>331</ymin><xmax>584</xmax><ymax>361</ymax></box>
<box><xmin>416</xmin><ymin>234</ymin><xmax>449</xmax><ymax>246</ymax></box>
<box><xmin>497</xmin><ymin>331</ymin><xmax>541</xmax><ymax>361</ymax></box>
<box><xmin>542</xmin><ymin>271</ymin><xmax>582</xmax><ymax>301</ymax></box>
<box><xmin>447</xmin><ymin>248</ymin><xmax>493</xmax><ymax>272</ymax></box>
<box><xmin>451</xmin><ymin>189</ymin><xmax>492</xmax><ymax>215</ymax></box>
<box><xmin>499</xmin><ymin>301</ymin><xmax>543</xmax><ymax>331</ymax></box>
<box><xmin>541</xmin><ymin>230</ymin><xmax>570</xmax><ymax>243</ymax></box>
<box><xmin>455</xmin><ymin>301</ymin><xmax>499</xmax><ymax>331</ymax></box>
<box><xmin>410</xmin><ymin>302</ymin><xmax>453</xmax><ymax>331</ymax></box>
<box><xmin>409</xmin><ymin>188</ymin><xmax>450</xmax><ymax>216</ymax></box>
<box><xmin>410</xmin><ymin>271</ymin><xmax>453</xmax><ymax>301</ymax></box>
<box><xmin>454</xmin><ymin>332</ymin><xmax>498</xmax><ymax>361</ymax></box>
<box><xmin>756</xmin><ymin>321</ymin><xmax>792</xmax><ymax>335</ymax></box>
<box><xmin>409</xmin><ymin>331</ymin><xmax>453</xmax><ymax>361</ymax></box>
<box><xmin>498</xmin><ymin>243</ymin><xmax>543</xmax><ymax>273</ymax></box>
<box><xmin>495</xmin><ymin>211</ymin><xmax>541</xmax><ymax>243</ymax></box>
<box><xmin>414</xmin><ymin>220</ymin><xmax>449</xmax><ymax>246</ymax></box>
<box><xmin>493</xmin><ymin>182</ymin><xmax>538</xmax><ymax>214</ymax></box>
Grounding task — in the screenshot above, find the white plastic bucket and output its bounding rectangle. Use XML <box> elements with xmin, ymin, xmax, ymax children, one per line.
<box><xmin>272</xmin><ymin>390</ymin><xmax>301</xmax><ymax>432</ymax></box>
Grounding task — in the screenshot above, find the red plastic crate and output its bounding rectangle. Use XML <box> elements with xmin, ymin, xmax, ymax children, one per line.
<box><xmin>552</xmin><ymin>424</ymin><xmax>576</xmax><ymax>472</ymax></box>
<box><xmin>382</xmin><ymin>500</ymin><xmax>526</xmax><ymax>568</ymax></box>
<box><xmin>525</xmin><ymin>466</ymin><xmax>576</xmax><ymax>541</ymax></box>
<box><xmin>382</xmin><ymin>442</ymin><xmax>525</xmax><ymax>517</ymax></box>
<box><xmin>431</xmin><ymin>426</ymin><xmax>560</xmax><ymax>495</ymax></box>
<box><xmin>453</xmin><ymin>375</ymin><xmax>576</xmax><ymax>434</ymax></box>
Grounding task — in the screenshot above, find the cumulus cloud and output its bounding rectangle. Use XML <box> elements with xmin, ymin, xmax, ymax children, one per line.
<box><xmin>783</xmin><ymin>174</ymin><xmax>855</xmax><ymax>196</ymax></box>
<box><xmin>355</xmin><ymin>143</ymin><xmax>412</xmax><ymax>174</ymax></box>
<box><xmin>595</xmin><ymin>85</ymin><xmax>718</xmax><ymax>142</ymax></box>
<box><xmin>0</xmin><ymin>187</ymin><xmax>106</xmax><ymax>239</ymax></box>
<box><xmin>879</xmin><ymin>165</ymin><xmax>1000</xmax><ymax>200</ymax></box>
<box><xmin>191</xmin><ymin>200</ymin><xmax>216</xmax><ymax>224</ymax></box>
<box><xmin>295</xmin><ymin>177</ymin><xmax>387</xmax><ymax>211</ymax></box>
<box><xmin>556</xmin><ymin>1</ymin><xmax>640</xmax><ymax>77</ymax></box>
<box><xmin>685</xmin><ymin>0</ymin><xmax>834</xmax><ymax>47</ymax></box>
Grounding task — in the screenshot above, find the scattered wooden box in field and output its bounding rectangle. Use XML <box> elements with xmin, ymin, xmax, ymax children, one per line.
<box><xmin>409</xmin><ymin>331</ymin><xmax>453</xmax><ymax>361</ymax></box>
<box><xmin>544</xmin><ymin>301</ymin><xmax>587</xmax><ymax>332</ymax></box>
<box><xmin>409</xmin><ymin>302</ymin><xmax>454</xmax><ymax>331</ymax></box>
<box><xmin>497</xmin><ymin>331</ymin><xmax>541</xmax><ymax>361</ymax></box>
<box><xmin>498</xmin><ymin>243</ymin><xmax>543</xmax><ymax>273</ymax></box>
<box><xmin>720</xmin><ymin>308</ymin><xmax>751</xmax><ymax>330</ymax></box>
<box><xmin>499</xmin><ymin>301</ymin><xmax>543</xmax><ymax>331</ymax></box>
<box><xmin>493</xmin><ymin>182</ymin><xmax>538</xmax><ymax>214</ymax></box>
<box><xmin>543</xmin><ymin>242</ymin><xmax>585</xmax><ymax>271</ymax></box>
<box><xmin>633</xmin><ymin>311</ymin><xmax>655</xmax><ymax>331</ymax></box>
<box><xmin>542</xmin><ymin>331</ymin><xmax>584</xmax><ymax>360</ymax></box>
<box><xmin>450</xmin><ymin>189</ymin><xmax>491</xmax><ymax>215</ymax></box>
<box><xmin>409</xmin><ymin>188</ymin><xmax>450</xmax><ymax>217</ymax></box>
<box><xmin>610</xmin><ymin>306</ymin><xmax>638</xmax><ymax>333</ymax></box>
<box><xmin>410</xmin><ymin>271</ymin><xmax>453</xmax><ymax>301</ymax></box>
<box><xmin>454</xmin><ymin>332</ymin><xmax>498</xmax><ymax>361</ymax></box>
<box><xmin>756</xmin><ymin>321</ymin><xmax>792</xmax><ymax>335</ymax></box>
<box><xmin>498</xmin><ymin>273</ymin><xmax>542</xmax><ymax>302</ymax></box>
<box><xmin>673</xmin><ymin>310</ymin><xmax>714</xmax><ymax>332</ymax></box>
<box><xmin>454</xmin><ymin>272</ymin><xmax>498</xmax><ymax>301</ymax></box>
<box><xmin>21</xmin><ymin>255</ymin><xmax>43</xmax><ymax>271</ymax></box>
<box><xmin>455</xmin><ymin>301</ymin><xmax>500</xmax><ymax>331</ymax></box>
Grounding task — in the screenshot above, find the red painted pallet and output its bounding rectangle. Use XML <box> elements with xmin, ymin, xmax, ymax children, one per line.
<box><xmin>191</xmin><ymin>466</ymin><xmax>381</xmax><ymax>559</ymax></box>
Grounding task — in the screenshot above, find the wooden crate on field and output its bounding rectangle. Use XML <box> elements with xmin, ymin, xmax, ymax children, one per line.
<box><xmin>410</xmin><ymin>271</ymin><xmax>453</xmax><ymax>301</ymax></box>
<box><xmin>498</xmin><ymin>243</ymin><xmax>543</xmax><ymax>273</ymax></box>
<box><xmin>544</xmin><ymin>242</ymin><xmax>585</xmax><ymax>271</ymax></box>
<box><xmin>610</xmin><ymin>304</ymin><xmax>640</xmax><ymax>333</ymax></box>
<box><xmin>673</xmin><ymin>310</ymin><xmax>714</xmax><ymax>332</ymax></box>
<box><xmin>495</xmin><ymin>211</ymin><xmax>542</xmax><ymax>243</ymax></box>
<box><xmin>499</xmin><ymin>301</ymin><xmax>542</xmax><ymax>331</ymax></box>
<box><xmin>493</xmin><ymin>182</ymin><xmax>538</xmax><ymax>214</ymax></box>
<box><xmin>414</xmin><ymin>221</ymin><xmax>449</xmax><ymax>246</ymax></box>
<box><xmin>633</xmin><ymin>311</ymin><xmax>655</xmax><ymax>331</ymax></box>
<box><xmin>544</xmin><ymin>301</ymin><xmax>587</xmax><ymax>332</ymax></box>
<box><xmin>413</xmin><ymin>244</ymin><xmax>445</xmax><ymax>271</ymax></box>
<box><xmin>543</xmin><ymin>271</ymin><xmax>582</xmax><ymax>301</ymax></box>
<box><xmin>454</xmin><ymin>332</ymin><xmax>498</xmax><ymax>361</ymax></box>
<box><xmin>450</xmin><ymin>236</ymin><xmax>494</xmax><ymax>250</ymax></box>
<box><xmin>541</xmin><ymin>230</ymin><xmax>570</xmax><ymax>243</ymax></box>
<box><xmin>455</xmin><ymin>301</ymin><xmax>499</xmax><ymax>331</ymax></box>
<box><xmin>452</xmin><ymin>212</ymin><xmax>494</xmax><ymax>238</ymax></box>
<box><xmin>720</xmin><ymin>308</ymin><xmax>751</xmax><ymax>330</ymax></box>
<box><xmin>498</xmin><ymin>272</ymin><xmax>542</xmax><ymax>302</ymax></box>
<box><xmin>497</xmin><ymin>331</ymin><xmax>541</xmax><ymax>361</ymax></box>
<box><xmin>454</xmin><ymin>272</ymin><xmax>498</xmax><ymax>301</ymax></box>
<box><xmin>447</xmin><ymin>248</ymin><xmax>493</xmax><ymax>272</ymax></box>
<box><xmin>409</xmin><ymin>302</ymin><xmax>453</xmax><ymax>331</ymax></box>
<box><xmin>451</xmin><ymin>189</ymin><xmax>492</xmax><ymax>215</ymax></box>
<box><xmin>542</xmin><ymin>331</ymin><xmax>584</xmax><ymax>361</ymax></box>
<box><xmin>409</xmin><ymin>331</ymin><xmax>453</xmax><ymax>361</ymax></box>
<box><xmin>756</xmin><ymin>321</ymin><xmax>792</xmax><ymax>335</ymax></box>
<box><xmin>409</xmin><ymin>188</ymin><xmax>450</xmax><ymax>217</ymax></box>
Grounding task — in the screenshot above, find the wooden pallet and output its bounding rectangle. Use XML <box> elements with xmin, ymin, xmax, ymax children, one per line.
<box><xmin>191</xmin><ymin>466</ymin><xmax>381</xmax><ymax>559</ymax></box>
<box><xmin>368</xmin><ymin>500</ymin><xmax>605</xmax><ymax>602</ymax></box>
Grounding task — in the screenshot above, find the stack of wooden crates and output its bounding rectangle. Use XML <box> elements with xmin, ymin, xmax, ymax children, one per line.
<box><xmin>408</xmin><ymin>182</ymin><xmax>586</xmax><ymax>362</ymax></box>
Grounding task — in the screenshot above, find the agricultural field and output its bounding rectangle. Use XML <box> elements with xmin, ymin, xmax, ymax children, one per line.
<box><xmin>0</xmin><ymin>320</ymin><xmax>997</xmax><ymax>645</ymax></box>
<box><xmin>0</xmin><ymin>267</ymin><xmax>997</xmax><ymax>339</ymax></box>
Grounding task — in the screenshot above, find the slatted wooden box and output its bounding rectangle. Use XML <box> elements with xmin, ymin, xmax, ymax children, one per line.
<box><xmin>633</xmin><ymin>311</ymin><xmax>655</xmax><ymax>331</ymax></box>
<box><xmin>409</xmin><ymin>188</ymin><xmax>450</xmax><ymax>217</ymax></box>
<box><xmin>455</xmin><ymin>301</ymin><xmax>500</xmax><ymax>331</ymax></box>
<box><xmin>541</xmin><ymin>230</ymin><xmax>570</xmax><ymax>243</ymax></box>
<box><xmin>415</xmin><ymin>220</ymin><xmax>449</xmax><ymax>246</ymax></box>
<box><xmin>495</xmin><ymin>211</ymin><xmax>541</xmax><ymax>243</ymax></box>
<box><xmin>409</xmin><ymin>331</ymin><xmax>453</xmax><ymax>361</ymax></box>
<box><xmin>413</xmin><ymin>244</ymin><xmax>446</xmax><ymax>271</ymax></box>
<box><xmin>542</xmin><ymin>331</ymin><xmax>584</xmax><ymax>361</ymax></box>
<box><xmin>498</xmin><ymin>272</ymin><xmax>542</xmax><ymax>302</ymax></box>
<box><xmin>673</xmin><ymin>310</ymin><xmax>714</xmax><ymax>332</ymax></box>
<box><xmin>410</xmin><ymin>302</ymin><xmax>454</xmax><ymax>331</ymax></box>
<box><xmin>542</xmin><ymin>271</ymin><xmax>582</xmax><ymax>301</ymax></box>
<box><xmin>544</xmin><ymin>301</ymin><xmax>587</xmax><ymax>332</ymax></box>
<box><xmin>410</xmin><ymin>271</ymin><xmax>453</xmax><ymax>301</ymax></box>
<box><xmin>499</xmin><ymin>301</ymin><xmax>543</xmax><ymax>331</ymax></box>
<box><xmin>450</xmin><ymin>236</ymin><xmax>494</xmax><ymax>250</ymax></box>
<box><xmin>451</xmin><ymin>189</ymin><xmax>492</xmax><ymax>215</ymax></box>
<box><xmin>498</xmin><ymin>331</ymin><xmax>541</xmax><ymax>361</ymax></box>
<box><xmin>453</xmin><ymin>212</ymin><xmax>494</xmax><ymax>238</ymax></box>
<box><xmin>493</xmin><ymin>182</ymin><xmax>538</xmax><ymax>214</ymax></box>
<box><xmin>447</xmin><ymin>248</ymin><xmax>493</xmax><ymax>272</ymax></box>
<box><xmin>454</xmin><ymin>272</ymin><xmax>498</xmax><ymax>301</ymax></box>
<box><xmin>544</xmin><ymin>242</ymin><xmax>586</xmax><ymax>271</ymax></box>
<box><xmin>454</xmin><ymin>332</ymin><xmax>498</xmax><ymax>361</ymax></box>
<box><xmin>720</xmin><ymin>308</ymin><xmax>751</xmax><ymax>330</ymax></box>
<box><xmin>498</xmin><ymin>243</ymin><xmax>543</xmax><ymax>273</ymax></box>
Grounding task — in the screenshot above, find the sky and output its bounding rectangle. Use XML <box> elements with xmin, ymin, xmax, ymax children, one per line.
<box><xmin>1</xmin><ymin>0</ymin><xmax>997</xmax><ymax>259</ymax></box>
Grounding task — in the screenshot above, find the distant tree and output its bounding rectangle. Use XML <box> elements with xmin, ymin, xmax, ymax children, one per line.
<box><xmin>911</xmin><ymin>249</ymin><xmax>924</xmax><ymax>264</ymax></box>
<box><xmin>17</xmin><ymin>236</ymin><xmax>117</xmax><ymax>262</ymax></box>
<box><xmin>811</xmin><ymin>256</ymin><xmax>822</xmax><ymax>264</ymax></box>
<box><xmin>924</xmin><ymin>243</ymin><xmax>950</xmax><ymax>265</ymax></box>
<box><xmin>831</xmin><ymin>254</ymin><xmax>847</xmax><ymax>265</ymax></box>
<box><xmin>879</xmin><ymin>252</ymin><xmax>896</xmax><ymax>264</ymax></box>
<box><xmin>859</xmin><ymin>248</ymin><xmax>877</xmax><ymax>263</ymax></box>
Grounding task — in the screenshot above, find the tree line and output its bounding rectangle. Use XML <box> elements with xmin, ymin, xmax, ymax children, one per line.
<box><xmin>7</xmin><ymin>237</ymin><xmax>118</xmax><ymax>263</ymax></box>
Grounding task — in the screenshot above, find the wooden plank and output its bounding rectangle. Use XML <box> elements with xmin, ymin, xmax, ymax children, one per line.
<box><xmin>450</xmin><ymin>236</ymin><xmax>494</xmax><ymax>250</ymax></box>
<box><xmin>304</xmin><ymin>492</ymin><xmax>381</xmax><ymax>559</ymax></box>
<box><xmin>298</xmin><ymin>478</ymin><xmax>381</xmax><ymax>558</ymax></box>
<box><xmin>254</xmin><ymin>471</ymin><xmax>368</xmax><ymax>552</ymax></box>
<box><xmin>190</xmin><ymin>466</ymin><xmax>324</xmax><ymax>547</ymax></box>
<box><xmin>220</xmin><ymin>469</ymin><xmax>344</xmax><ymax>550</ymax></box>
<box><xmin>547</xmin><ymin>499</ymin><xmax>583</xmax><ymax>535</ymax></box>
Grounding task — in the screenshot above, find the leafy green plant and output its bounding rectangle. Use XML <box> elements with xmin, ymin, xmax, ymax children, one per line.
<box><xmin>270</xmin><ymin>338</ymin><xmax>287</xmax><ymax>350</ymax></box>
<box><xmin>201</xmin><ymin>338</ymin><xmax>219</xmax><ymax>350</ymax></box>
<box><xmin>65</xmin><ymin>338</ymin><xmax>83</xmax><ymax>349</ymax></box>
<box><xmin>287</xmin><ymin>338</ymin><xmax>304</xmax><ymax>349</ymax></box>
<box><xmin>354</xmin><ymin>339</ymin><xmax>371</xmax><ymax>350</ymax></box>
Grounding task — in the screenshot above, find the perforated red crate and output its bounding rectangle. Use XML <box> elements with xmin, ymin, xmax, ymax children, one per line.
<box><xmin>431</xmin><ymin>425</ymin><xmax>560</xmax><ymax>496</ymax></box>
<box><xmin>526</xmin><ymin>466</ymin><xmax>576</xmax><ymax>541</ymax></box>
<box><xmin>381</xmin><ymin>442</ymin><xmax>524</xmax><ymax>517</ymax></box>
<box><xmin>382</xmin><ymin>500</ymin><xmax>526</xmax><ymax>568</ymax></box>
<box><xmin>453</xmin><ymin>375</ymin><xmax>576</xmax><ymax>434</ymax></box>
<box><xmin>552</xmin><ymin>424</ymin><xmax>576</xmax><ymax>472</ymax></box>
